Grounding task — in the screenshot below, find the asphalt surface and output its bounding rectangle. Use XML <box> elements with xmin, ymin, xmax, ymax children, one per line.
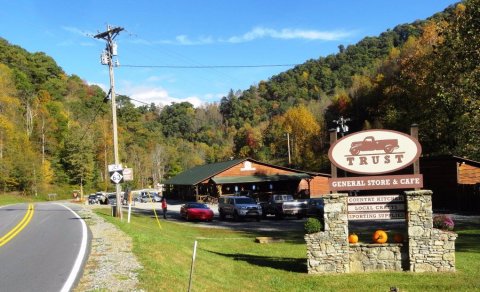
<box><xmin>118</xmin><ymin>200</ymin><xmax>480</xmax><ymax>233</ymax></box>
<box><xmin>0</xmin><ymin>202</ymin><xmax>88</xmax><ymax>292</ymax></box>
<box><xmin>116</xmin><ymin>200</ymin><xmax>308</xmax><ymax>232</ymax></box>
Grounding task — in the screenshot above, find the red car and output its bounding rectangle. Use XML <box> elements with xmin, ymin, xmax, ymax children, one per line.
<box><xmin>180</xmin><ymin>202</ymin><xmax>214</xmax><ymax>221</ymax></box>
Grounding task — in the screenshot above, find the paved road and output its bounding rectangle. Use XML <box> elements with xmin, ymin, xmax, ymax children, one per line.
<box><xmin>0</xmin><ymin>202</ymin><xmax>88</xmax><ymax>292</ymax></box>
<box><xmin>124</xmin><ymin>201</ymin><xmax>308</xmax><ymax>232</ymax></box>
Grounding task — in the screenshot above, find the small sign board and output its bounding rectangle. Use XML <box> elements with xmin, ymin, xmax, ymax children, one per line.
<box><xmin>108</xmin><ymin>164</ymin><xmax>123</xmax><ymax>172</ymax></box>
<box><xmin>348</xmin><ymin>212</ymin><xmax>405</xmax><ymax>220</ymax></box>
<box><xmin>347</xmin><ymin>194</ymin><xmax>405</xmax><ymax>221</ymax></box>
<box><xmin>123</xmin><ymin>168</ymin><xmax>133</xmax><ymax>181</ymax></box>
<box><xmin>330</xmin><ymin>174</ymin><xmax>423</xmax><ymax>191</ymax></box>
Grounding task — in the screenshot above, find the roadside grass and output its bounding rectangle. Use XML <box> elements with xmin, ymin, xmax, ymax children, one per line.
<box><xmin>0</xmin><ymin>193</ymin><xmax>38</xmax><ymax>205</ymax></box>
<box><xmin>99</xmin><ymin>209</ymin><xmax>480</xmax><ymax>291</ymax></box>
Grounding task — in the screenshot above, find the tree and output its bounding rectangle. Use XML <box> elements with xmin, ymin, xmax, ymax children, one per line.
<box><xmin>60</xmin><ymin>126</ymin><xmax>95</xmax><ymax>186</ymax></box>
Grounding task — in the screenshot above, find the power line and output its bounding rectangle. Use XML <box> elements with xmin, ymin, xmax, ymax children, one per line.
<box><xmin>120</xmin><ymin>64</ymin><xmax>299</xmax><ymax>69</ymax></box>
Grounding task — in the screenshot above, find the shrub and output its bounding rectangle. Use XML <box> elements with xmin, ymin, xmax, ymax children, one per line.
<box><xmin>304</xmin><ymin>217</ymin><xmax>322</xmax><ymax>234</ymax></box>
<box><xmin>433</xmin><ymin>214</ymin><xmax>454</xmax><ymax>231</ymax></box>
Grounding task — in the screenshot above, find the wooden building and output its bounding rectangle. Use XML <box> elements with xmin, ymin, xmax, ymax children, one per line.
<box><xmin>163</xmin><ymin>158</ymin><xmax>330</xmax><ymax>201</ymax></box>
<box><xmin>421</xmin><ymin>155</ymin><xmax>480</xmax><ymax>212</ymax></box>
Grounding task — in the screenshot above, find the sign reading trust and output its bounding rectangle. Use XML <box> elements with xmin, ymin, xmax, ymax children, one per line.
<box><xmin>328</xmin><ymin>129</ymin><xmax>422</xmax><ymax>175</ymax></box>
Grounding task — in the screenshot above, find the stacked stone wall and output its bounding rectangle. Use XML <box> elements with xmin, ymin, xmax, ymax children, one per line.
<box><xmin>349</xmin><ymin>243</ymin><xmax>407</xmax><ymax>272</ymax></box>
<box><xmin>306</xmin><ymin>190</ymin><xmax>457</xmax><ymax>274</ymax></box>
<box><xmin>305</xmin><ymin>193</ymin><xmax>349</xmax><ymax>273</ymax></box>
<box><xmin>406</xmin><ymin>190</ymin><xmax>458</xmax><ymax>272</ymax></box>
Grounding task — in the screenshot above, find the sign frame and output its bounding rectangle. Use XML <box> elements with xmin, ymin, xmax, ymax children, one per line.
<box><xmin>328</xmin><ymin>129</ymin><xmax>422</xmax><ymax>175</ymax></box>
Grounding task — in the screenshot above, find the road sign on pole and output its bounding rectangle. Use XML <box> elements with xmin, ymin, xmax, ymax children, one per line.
<box><xmin>123</xmin><ymin>168</ymin><xmax>133</xmax><ymax>181</ymax></box>
<box><xmin>110</xmin><ymin>170</ymin><xmax>124</xmax><ymax>184</ymax></box>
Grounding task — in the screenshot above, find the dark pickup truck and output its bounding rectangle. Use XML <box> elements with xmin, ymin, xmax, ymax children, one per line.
<box><xmin>260</xmin><ymin>194</ymin><xmax>308</xmax><ymax>219</ymax></box>
<box><xmin>349</xmin><ymin>136</ymin><xmax>399</xmax><ymax>155</ymax></box>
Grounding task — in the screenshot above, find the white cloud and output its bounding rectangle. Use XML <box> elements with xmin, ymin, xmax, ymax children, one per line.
<box><xmin>121</xmin><ymin>83</ymin><xmax>203</xmax><ymax>107</ymax></box>
<box><xmin>62</xmin><ymin>26</ymin><xmax>93</xmax><ymax>37</ymax></box>
<box><xmin>156</xmin><ymin>35</ymin><xmax>214</xmax><ymax>45</ymax></box>
<box><xmin>153</xmin><ymin>26</ymin><xmax>354</xmax><ymax>45</ymax></box>
<box><xmin>226</xmin><ymin>27</ymin><xmax>353</xmax><ymax>43</ymax></box>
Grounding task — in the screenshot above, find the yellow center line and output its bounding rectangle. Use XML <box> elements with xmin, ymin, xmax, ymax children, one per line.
<box><xmin>0</xmin><ymin>203</ymin><xmax>35</xmax><ymax>247</ymax></box>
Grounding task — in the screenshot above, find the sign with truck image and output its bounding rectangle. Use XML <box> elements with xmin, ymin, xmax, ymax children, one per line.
<box><xmin>349</xmin><ymin>136</ymin><xmax>399</xmax><ymax>155</ymax></box>
<box><xmin>329</xmin><ymin>129</ymin><xmax>422</xmax><ymax>175</ymax></box>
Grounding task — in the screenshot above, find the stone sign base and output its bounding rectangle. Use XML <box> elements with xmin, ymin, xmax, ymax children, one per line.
<box><xmin>305</xmin><ymin>191</ymin><xmax>457</xmax><ymax>274</ymax></box>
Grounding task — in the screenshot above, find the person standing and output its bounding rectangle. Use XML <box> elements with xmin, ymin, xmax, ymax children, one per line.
<box><xmin>161</xmin><ymin>197</ymin><xmax>167</xmax><ymax>219</ymax></box>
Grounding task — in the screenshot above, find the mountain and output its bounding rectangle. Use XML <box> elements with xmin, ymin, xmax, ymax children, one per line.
<box><xmin>1</xmin><ymin>0</ymin><xmax>478</xmax><ymax>196</ymax></box>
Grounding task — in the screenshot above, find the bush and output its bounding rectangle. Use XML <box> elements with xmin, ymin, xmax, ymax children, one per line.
<box><xmin>433</xmin><ymin>214</ymin><xmax>454</xmax><ymax>231</ymax></box>
<box><xmin>304</xmin><ymin>217</ymin><xmax>322</xmax><ymax>234</ymax></box>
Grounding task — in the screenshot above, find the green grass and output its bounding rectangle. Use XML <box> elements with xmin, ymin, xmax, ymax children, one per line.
<box><xmin>96</xmin><ymin>209</ymin><xmax>480</xmax><ymax>292</ymax></box>
<box><xmin>0</xmin><ymin>193</ymin><xmax>39</xmax><ymax>205</ymax></box>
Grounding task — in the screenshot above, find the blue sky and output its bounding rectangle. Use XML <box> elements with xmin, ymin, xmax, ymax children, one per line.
<box><xmin>0</xmin><ymin>0</ymin><xmax>458</xmax><ymax>107</ymax></box>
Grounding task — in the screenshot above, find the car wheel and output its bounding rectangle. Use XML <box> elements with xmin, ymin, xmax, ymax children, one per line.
<box><xmin>219</xmin><ymin>210</ymin><xmax>225</xmax><ymax>220</ymax></box>
<box><xmin>233</xmin><ymin>211</ymin><xmax>239</xmax><ymax>221</ymax></box>
<box><xmin>256</xmin><ymin>216</ymin><xmax>261</xmax><ymax>222</ymax></box>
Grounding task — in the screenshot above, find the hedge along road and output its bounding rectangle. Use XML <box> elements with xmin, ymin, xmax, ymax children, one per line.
<box><xmin>0</xmin><ymin>202</ymin><xmax>88</xmax><ymax>292</ymax></box>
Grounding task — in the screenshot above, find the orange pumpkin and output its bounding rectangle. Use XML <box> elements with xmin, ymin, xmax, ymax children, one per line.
<box><xmin>348</xmin><ymin>233</ymin><xmax>359</xmax><ymax>244</ymax></box>
<box><xmin>372</xmin><ymin>230</ymin><xmax>388</xmax><ymax>244</ymax></box>
<box><xmin>393</xmin><ymin>233</ymin><xmax>404</xmax><ymax>243</ymax></box>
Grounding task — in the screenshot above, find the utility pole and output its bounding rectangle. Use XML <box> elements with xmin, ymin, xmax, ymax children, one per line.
<box><xmin>95</xmin><ymin>25</ymin><xmax>124</xmax><ymax>219</ymax></box>
<box><xmin>333</xmin><ymin>116</ymin><xmax>350</xmax><ymax>137</ymax></box>
<box><xmin>286</xmin><ymin>132</ymin><xmax>291</xmax><ymax>166</ymax></box>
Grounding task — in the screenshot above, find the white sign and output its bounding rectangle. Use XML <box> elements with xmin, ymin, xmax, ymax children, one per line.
<box><xmin>110</xmin><ymin>171</ymin><xmax>123</xmax><ymax>184</ymax></box>
<box><xmin>108</xmin><ymin>164</ymin><xmax>123</xmax><ymax>172</ymax></box>
<box><xmin>348</xmin><ymin>203</ymin><xmax>405</xmax><ymax>212</ymax></box>
<box><xmin>347</xmin><ymin>194</ymin><xmax>404</xmax><ymax>204</ymax></box>
<box><xmin>123</xmin><ymin>168</ymin><xmax>133</xmax><ymax>181</ymax></box>
<box><xmin>328</xmin><ymin>130</ymin><xmax>422</xmax><ymax>175</ymax></box>
<box><xmin>348</xmin><ymin>211</ymin><xmax>405</xmax><ymax>220</ymax></box>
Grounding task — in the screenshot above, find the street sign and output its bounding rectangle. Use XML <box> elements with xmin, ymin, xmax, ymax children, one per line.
<box><xmin>123</xmin><ymin>168</ymin><xmax>133</xmax><ymax>181</ymax></box>
<box><xmin>108</xmin><ymin>164</ymin><xmax>123</xmax><ymax>172</ymax></box>
<box><xmin>110</xmin><ymin>171</ymin><xmax>124</xmax><ymax>184</ymax></box>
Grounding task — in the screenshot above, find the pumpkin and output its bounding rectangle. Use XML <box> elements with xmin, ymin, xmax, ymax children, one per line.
<box><xmin>393</xmin><ymin>233</ymin><xmax>404</xmax><ymax>243</ymax></box>
<box><xmin>372</xmin><ymin>230</ymin><xmax>388</xmax><ymax>244</ymax></box>
<box><xmin>348</xmin><ymin>233</ymin><xmax>359</xmax><ymax>244</ymax></box>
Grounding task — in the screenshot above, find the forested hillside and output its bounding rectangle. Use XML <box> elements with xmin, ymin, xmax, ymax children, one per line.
<box><xmin>0</xmin><ymin>0</ymin><xmax>478</xmax><ymax>195</ymax></box>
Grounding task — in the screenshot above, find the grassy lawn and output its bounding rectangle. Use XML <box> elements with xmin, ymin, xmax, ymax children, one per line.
<box><xmin>97</xmin><ymin>209</ymin><xmax>480</xmax><ymax>292</ymax></box>
<box><xmin>0</xmin><ymin>193</ymin><xmax>39</xmax><ymax>205</ymax></box>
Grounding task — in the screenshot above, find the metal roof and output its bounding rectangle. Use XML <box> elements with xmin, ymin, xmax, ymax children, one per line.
<box><xmin>163</xmin><ymin>158</ymin><xmax>317</xmax><ymax>186</ymax></box>
<box><xmin>163</xmin><ymin>158</ymin><xmax>247</xmax><ymax>185</ymax></box>
<box><xmin>212</xmin><ymin>173</ymin><xmax>311</xmax><ymax>184</ymax></box>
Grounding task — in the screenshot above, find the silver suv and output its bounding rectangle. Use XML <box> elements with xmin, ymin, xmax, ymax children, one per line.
<box><xmin>218</xmin><ymin>196</ymin><xmax>262</xmax><ymax>221</ymax></box>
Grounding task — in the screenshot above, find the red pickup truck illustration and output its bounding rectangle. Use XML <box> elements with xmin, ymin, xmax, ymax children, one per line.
<box><xmin>349</xmin><ymin>136</ymin><xmax>399</xmax><ymax>155</ymax></box>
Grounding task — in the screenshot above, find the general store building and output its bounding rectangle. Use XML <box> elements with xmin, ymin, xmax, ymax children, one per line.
<box><xmin>163</xmin><ymin>158</ymin><xmax>330</xmax><ymax>201</ymax></box>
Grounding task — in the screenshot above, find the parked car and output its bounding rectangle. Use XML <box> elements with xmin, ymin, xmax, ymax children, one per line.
<box><xmin>95</xmin><ymin>192</ymin><xmax>108</xmax><ymax>204</ymax></box>
<box><xmin>306</xmin><ymin>198</ymin><xmax>324</xmax><ymax>218</ymax></box>
<box><xmin>260</xmin><ymin>194</ymin><xmax>308</xmax><ymax>219</ymax></box>
<box><xmin>139</xmin><ymin>191</ymin><xmax>162</xmax><ymax>203</ymax></box>
<box><xmin>88</xmin><ymin>194</ymin><xmax>98</xmax><ymax>204</ymax></box>
<box><xmin>218</xmin><ymin>196</ymin><xmax>262</xmax><ymax>221</ymax></box>
<box><xmin>107</xmin><ymin>193</ymin><xmax>117</xmax><ymax>205</ymax></box>
<box><xmin>180</xmin><ymin>202</ymin><xmax>214</xmax><ymax>221</ymax></box>
<box><xmin>107</xmin><ymin>192</ymin><xmax>126</xmax><ymax>205</ymax></box>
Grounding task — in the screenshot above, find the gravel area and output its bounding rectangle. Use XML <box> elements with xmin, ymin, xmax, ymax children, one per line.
<box><xmin>74</xmin><ymin>206</ymin><xmax>143</xmax><ymax>292</ymax></box>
